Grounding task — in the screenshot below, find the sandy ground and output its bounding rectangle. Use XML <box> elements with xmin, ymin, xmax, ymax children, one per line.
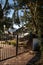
<box><xmin>0</xmin><ymin>43</ymin><xmax>35</xmax><ymax>65</ymax></box>
<box><xmin>0</xmin><ymin>51</ymin><xmax>35</xmax><ymax>65</ymax></box>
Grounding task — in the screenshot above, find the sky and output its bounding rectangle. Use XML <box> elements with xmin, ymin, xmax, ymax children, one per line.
<box><xmin>8</xmin><ymin>0</ymin><xmax>24</xmax><ymax>18</ymax></box>
<box><xmin>8</xmin><ymin>0</ymin><xmax>14</xmax><ymax>4</ymax></box>
<box><xmin>0</xmin><ymin>0</ymin><xmax>24</xmax><ymax>29</ymax></box>
<box><xmin>6</xmin><ymin>0</ymin><xmax>14</xmax><ymax>18</ymax></box>
<box><xmin>0</xmin><ymin>0</ymin><xmax>29</xmax><ymax>18</ymax></box>
<box><xmin>0</xmin><ymin>0</ymin><xmax>29</xmax><ymax>29</ymax></box>
<box><xmin>7</xmin><ymin>0</ymin><xmax>14</xmax><ymax>18</ymax></box>
<box><xmin>0</xmin><ymin>0</ymin><xmax>14</xmax><ymax>18</ymax></box>
<box><xmin>7</xmin><ymin>0</ymin><xmax>29</xmax><ymax>29</ymax></box>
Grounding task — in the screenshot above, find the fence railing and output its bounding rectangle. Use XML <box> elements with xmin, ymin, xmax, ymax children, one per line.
<box><xmin>0</xmin><ymin>44</ymin><xmax>16</xmax><ymax>61</ymax></box>
<box><xmin>0</xmin><ymin>43</ymin><xmax>29</xmax><ymax>61</ymax></box>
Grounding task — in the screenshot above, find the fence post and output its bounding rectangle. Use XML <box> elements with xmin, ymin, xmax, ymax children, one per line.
<box><xmin>16</xmin><ymin>34</ymin><xmax>18</xmax><ymax>56</ymax></box>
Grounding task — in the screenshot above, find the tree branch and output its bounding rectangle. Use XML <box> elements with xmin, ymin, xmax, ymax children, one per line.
<box><xmin>3</xmin><ymin>0</ymin><xmax>8</xmax><ymax>10</ymax></box>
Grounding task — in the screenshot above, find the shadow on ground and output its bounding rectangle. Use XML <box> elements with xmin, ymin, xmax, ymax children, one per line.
<box><xmin>26</xmin><ymin>51</ymin><xmax>41</xmax><ymax>65</ymax></box>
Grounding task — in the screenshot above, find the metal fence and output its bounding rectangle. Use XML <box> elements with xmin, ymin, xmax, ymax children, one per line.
<box><xmin>0</xmin><ymin>43</ymin><xmax>16</xmax><ymax>61</ymax></box>
<box><xmin>0</xmin><ymin>34</ymin><xmax>30</xmax><ymax>61</ymax></box>
<box><xmin>0</xmin><ymin>43</ymin><xmax>29</xmax><ymax>61</ymax></box>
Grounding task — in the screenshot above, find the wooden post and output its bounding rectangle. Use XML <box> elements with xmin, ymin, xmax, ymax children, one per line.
<box><xmin>16</xmin><ymin>34</ymin><xmax>18</xmax><ymax>56</ymax></box>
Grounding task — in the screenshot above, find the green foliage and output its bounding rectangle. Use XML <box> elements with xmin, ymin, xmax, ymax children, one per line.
<box><xmin>0</xmin><ymin>17</ymin><xmax>12</xmax><ymax>31</ymax></box>
<box><xmin>0</xmin><ymin>0</ymin><xmax>43</xmax><ymax>34</ymax></box>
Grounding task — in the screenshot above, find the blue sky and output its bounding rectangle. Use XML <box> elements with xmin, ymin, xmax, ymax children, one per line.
<box><xmin>8</xmin><ymin>0</ymin><xmax>14</xmax><ymax>5</ymax></box>
<box><xmin>8</xmin><ymin>0</ymin><xmax>24</xmax><ymax>28</ymax></box>
<box><xmin>7</xmin><ymin>0</ymin><xmax>24</xmax><ymax>18</ymax></box>
<box><xmin>7</xmin><ymin>0</ymin><xmax>14</xmax><ymax>18</ymax></box>
<box><xmin>7</xmin><ymin>0</ymin><xmax>29</xmax><ymax>29</ymax></box>
<box><xmin>0</xmin><ymin>0</ymin><xmax>30</xmax><ymax>29</ymax></box>
<box><xmin>7</xmin><ymin>9</ymin><xmax>14</xmax><ymax>18</ymax></box>
<box><xmin>0</xmin><ymin>0</ymin><xmax>14</xmax><ymax>18</ymax></box>
<box><xmin>0</xmin><ymin>0</ymin><xmax>29</xmax><ymax>18</ymax></box>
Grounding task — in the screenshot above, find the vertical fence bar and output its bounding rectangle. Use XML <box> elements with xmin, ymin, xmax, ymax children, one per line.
<box><xmin>0</xmin><ymin>48</ymin><xmax>1</xmax><ymax>60</ymax></box>
<box><xmin>16</xmin><ymin>34</ymin><xmax>18</xmax><ymax>56</ymax></box>
<box><xmin>1</xmin><ymin>49</ymin><xmax>2</xmax><ymax>60</ymax></box>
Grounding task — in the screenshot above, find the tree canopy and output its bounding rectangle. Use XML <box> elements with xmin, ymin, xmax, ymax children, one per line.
<box><xmin>0</xmin><ymin>0</ymin><xmax>43</xmax><ymax>34</ymax></box>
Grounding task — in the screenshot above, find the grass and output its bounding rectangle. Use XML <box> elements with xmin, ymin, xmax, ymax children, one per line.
<box><xmin>1</xmin><ymin>39</ymin><xmax>26</xmax><ymax>47</ymax></box>
<box><xmin>1</xmin><ymin>39</ymin><xmax>16</xmax><ymax>46</ymax></box>
<box><xmin>8</xmin><ymin>39</ymin><xmax>16</xmax><ymax>46</ymax></box>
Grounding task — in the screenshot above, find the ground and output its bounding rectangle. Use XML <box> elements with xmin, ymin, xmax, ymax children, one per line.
<box><xmin>0</xmin><ymin>43</ymin><xmax>35</xmax><ymax>65</ymax></box>
<box><xmin>0</xmin><ymin>40</ymin><xmax>43</xmax><ymax>65</ymax></box>
<box><xmin>0</xmin><ymin>51</ymin><xmax>35</xmax><ymax>65</ymax></box>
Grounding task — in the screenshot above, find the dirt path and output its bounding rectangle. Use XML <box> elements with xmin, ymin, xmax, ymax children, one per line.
<box><xmin>0</xmin><ymin>51</ymin><xmax>35</xmax><ymax>65</ymax></box>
